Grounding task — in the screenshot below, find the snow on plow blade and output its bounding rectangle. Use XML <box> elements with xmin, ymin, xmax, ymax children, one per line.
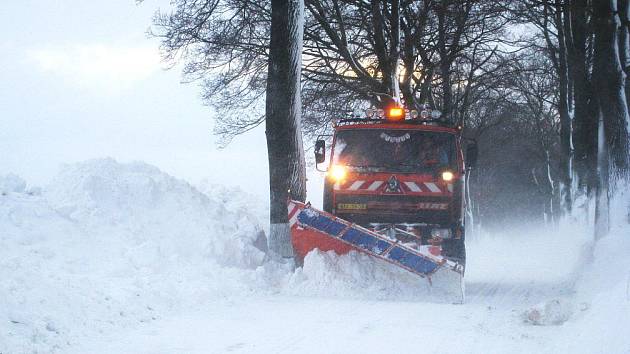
<box><xmin>289</xmin><ymin>200</ymin><xmax>465</xmax><ymax>303</ymax></box>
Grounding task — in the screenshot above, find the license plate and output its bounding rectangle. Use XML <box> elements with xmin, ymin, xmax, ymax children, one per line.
<box><xmin>337</xmin><ymin>203</ymin><xmax>367</xmax><ymax>210</ymax></box>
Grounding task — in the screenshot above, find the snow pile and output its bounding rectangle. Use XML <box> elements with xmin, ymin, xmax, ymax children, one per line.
<box><xmin>288</xmin><ymin>249</ymin><xmax>426</xmax><ymax>300</ymax></box>
<box><xmin>195</xmin><ymin>180</ymin><xmax>269</xmax><ymax>227</ymax></box>
<box><xmin>0</xmin><ymin>173</ymin><xmax>27</xmax><ymax>194</ymax></box>
<box><xmin>519</xmin><ymin>187</ymin><xmax>630</xmax><ymax>351</ymax></box>
<box><xmin>558</xmin><ymin>222</ymin><xmax>630</xmax><ymax>353</ymax></box>
<box><xmin>523</xmin><ymin>298</ymin><xmax>574</xmax><ymax>326</ymax></box>
<box><xmin>0</xmin><ymin>159</ymin><xmax>267</xmax><ymax>353</ymax></box>
<box><xmin>286</xmin><ymin>250</ymin><xmax>463</xmax><ymax>302</ymax></box>
<box><xmin>45</xmin><ymin>158</ymin><xmax>266</xmax><ymax>269</ymax></box>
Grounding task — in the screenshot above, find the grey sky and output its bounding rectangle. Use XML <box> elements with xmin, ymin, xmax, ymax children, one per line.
<box><xmin>0</xmin><ymin>1</ymin><xmax>329</xmax><ymax>203</ymax></box>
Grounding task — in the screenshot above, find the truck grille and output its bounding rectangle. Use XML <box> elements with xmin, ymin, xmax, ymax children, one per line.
<box><xmin>334</xmin><ymin>194</ymin><xmax>452</xmax><ymax>225</ymax></box>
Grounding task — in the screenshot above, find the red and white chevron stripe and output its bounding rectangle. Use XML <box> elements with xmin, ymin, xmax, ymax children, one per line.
<box><xmin>287</xmin><ymin>201</ymin><xmax>301</xmax><ymax>227</ymax></box>
<box><xmin>334</xmin><ymin>180</ymin><xmax>452</xmax><ymax>194</ymax></box>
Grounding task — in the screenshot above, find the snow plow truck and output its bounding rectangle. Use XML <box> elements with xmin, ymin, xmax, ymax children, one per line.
<box><xmin>288</xmin><ymin>105</ymin><xmax>477</xmax><ymax>302</ymax></box>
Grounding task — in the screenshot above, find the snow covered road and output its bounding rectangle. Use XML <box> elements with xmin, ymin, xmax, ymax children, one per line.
<box><xmin>78</xmin><ymin>223</ymin><xmax>596</xmax><ymax>354</ymax></box>
<box><xmin>86</xmin><ymin>296</ymin><xmax>538</xmax><ymax>354</ymax></box>
<box><xmin>81</xmin><ymin>290</ymin><xmax>568</xmax><ymax>354</ymax></box>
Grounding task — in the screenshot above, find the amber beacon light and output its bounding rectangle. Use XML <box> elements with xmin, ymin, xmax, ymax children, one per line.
<box><xmin>387</xmin><ymin>107</ymin><xmax>405</xmax><ymax>120</ymax></box>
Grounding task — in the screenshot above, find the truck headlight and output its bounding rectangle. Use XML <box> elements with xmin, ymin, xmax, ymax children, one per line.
<box><xmin>329</xmin><ymin>165</ymin><xmax>347</xmax><ymax>181</ymax></box>
<box><xmin>441</xmin><ymin>171</ymin><xmax>454</xmax><ymax>181</ymax></box>
<box><xmin>431</xmin><ymin>228</ymin><xmax>452</xmax><ymax>239</ymax></box>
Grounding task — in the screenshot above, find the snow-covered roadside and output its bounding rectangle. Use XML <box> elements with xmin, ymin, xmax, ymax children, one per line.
<box><xmin>1</xmin><ymin>159</ymin><xmax>628</xmax><ymax>353</ymax></box>
<box><xmin>0</xmin><ymin>159</ymin><xmax>269</xmax><ymax>352</ymax></box>
<box><xmin>556</xmin><ymin>224</ymin><xmax>630</xmax><ymax>353</ymax></box>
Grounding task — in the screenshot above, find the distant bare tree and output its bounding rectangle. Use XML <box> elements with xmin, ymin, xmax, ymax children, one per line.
<box><xmin>512</xmin><ymin>0</ymin><xmax>630</xmax><ymax>235</ymax></box>
<box><xmin>150</xmin><ymin>0</ymin><xmax>512</xmax><ymax>143</ymax></box>
<box><xmin>512</xmin><ymin>0</ymin><xmax>580</xmax><ymax>210</ymax></box>
<box><xmin>466</xmin><ymin>50</ymin><xmax>565</xmax><ymax>226</ymax></box>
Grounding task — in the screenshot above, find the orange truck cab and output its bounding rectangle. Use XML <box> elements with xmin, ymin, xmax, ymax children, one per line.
<box><xmin>313</xmin><ymin>106</ymin><xmax>477</xmax><ymax>265</ymax></box>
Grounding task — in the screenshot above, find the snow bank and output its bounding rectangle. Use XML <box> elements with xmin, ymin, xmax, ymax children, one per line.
<box><xmin>195</xmin><ymin>179</ymin><xmax>269</xmax><ymax>226</ymax></box>
<box><xmin>287</xmin><ymin>249</ymin><xmax>427</xmax><ymax>299</ymax></box>
<box><xmin>519</xmin><ymin>186</ymin><xmax>630</xmax><ymax>351</ymax></box>
<box><xmin>558</xmin><ymin>223</ymin><xmax>630</xmax><ymax>353</ymax></box>
<box><xmin>0</xmin><ymin>173</ymin><xmax>27</xmax><ymax>194</ymax></box>
<box><xmin>45</xmin><ymin>158</ymin><xmax>267</xmax><ymax>269</ymax></box>
<box><xmin>523</xmin><ymin>298</ymin><xmax>574</xmax><ymax>326</ymax></box>
<box><xmin>285</xmin><ymin>250</ymin><xmax>463</xmax><ymax>302</ymax></box>
<box><xmin>0</xmin><ymin>159</ymin><xmax>267</xmax><ymax>353</ymax></box>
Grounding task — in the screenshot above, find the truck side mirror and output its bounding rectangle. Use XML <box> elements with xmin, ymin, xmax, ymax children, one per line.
<box><xmin>314</xmin><ymin>140</ymin><xmax>326</xmax><ymax>164</ymax></box>
<box><xmin>466</xmin><ymin>142</ymin><xmax>478</xmax><ymax>169</ymax></box>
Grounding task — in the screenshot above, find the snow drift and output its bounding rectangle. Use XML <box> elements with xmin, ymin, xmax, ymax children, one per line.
<box><xmin>44</xmin><ymin>158</ymin><xmax>267</xmax><ymax>269</ymax></box>
<box><xmin>0</xmin><ymin>159</ymin><xmax>268</xmax><ymax>352</ymax></box>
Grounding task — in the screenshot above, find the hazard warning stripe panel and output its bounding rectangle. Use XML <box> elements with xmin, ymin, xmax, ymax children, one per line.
<box><xmin>366</xmin><ymin>181</ymin><xmax>384</xmax><ymax>191</ymax></box>
<box><xmin>404</xmin><ymin>181</ymin><xmax>422</xmax><ymax>192</ymax></box>
<box><xmin>423</xmin><ymin>182</ymin><xmax>441</xmax><ymax>193</ymax></box>
<box><xmin>334</xmin><ymin>179</ymin><xmax>452</xmax><ymax>194</ymax></box>
<box><xmin>347</xmin><ymin>180</ymin><xmax>365</xmax><ymax>191</ymax></box>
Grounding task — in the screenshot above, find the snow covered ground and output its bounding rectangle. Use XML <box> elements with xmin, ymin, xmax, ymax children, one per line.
<box><xmin>1</xmin><ymin>159</ymin><xmax>629</xmax><ymax>353</ymax></box>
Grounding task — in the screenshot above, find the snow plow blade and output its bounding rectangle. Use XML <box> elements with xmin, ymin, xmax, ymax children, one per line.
<box><xmin>288</xmin><ymin>200</ymin><xmax>465</xmax><ymax>302</ymax></box>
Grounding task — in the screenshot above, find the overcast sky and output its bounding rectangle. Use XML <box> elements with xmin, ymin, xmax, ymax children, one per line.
<box><xmin>0</xmin><ymin>1</ymin><xmax>324</xmax><ymax>204</ymax></box>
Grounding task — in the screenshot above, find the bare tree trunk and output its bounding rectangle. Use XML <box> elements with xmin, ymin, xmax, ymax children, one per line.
<box><xmin>595</xmin><ymin>116</ymin><xmax>610</xmax><ymax>239</ymax></box>
<box><xmin>554</xmin><ymin>1</ymin><xmax>573</xmax><ymax>212</ymax></box>
<box><xmin>591</xmin><ymin>0</ymin><xmax>630</xmax><ymax>239</ymax></box>
<box><xmin>592</xmin><ymin>0</ymin><xmax>630</xmax><ymax>179</ymax></box>
<box><xmin>417</xmin><ymin>68</ymin><xmax>436</xmax><ymax>108</ymax></box>
<box><xmin>266</xmin><ymin>0</ymin><xmax>306</xmax><ymax>259</ymax></box>
<box><xmin>618</xmin><ymin>0</ymin><xmax>630</xmax><ymax>107</ymax></box>
<box><xmin>369</xmin><ymin>0</ymin><xmax>401</xmax><ymax>105</ymax></box>
<box><xmin>390</xmin><ymin>0</ymin><xmax>401</xmax><ymax>103</ymax></box>
<box><xmin>437</xmin><ymin>3</ymin><xmax>452</xmax><ymax>121</ymax></box>
<box><xmin>570</xmin><ymin>0</ymin><xmax>598</xmax><ymax>195</ymax></box>
<box><xmin>617</xmin><ymin>0</ymin><xmax>630</xmax><ymax>222</ymax></box>
<box><xmin>400</xmin><ymin>16</ymin><xmax>416</xmax><ymax>109</ymax></box>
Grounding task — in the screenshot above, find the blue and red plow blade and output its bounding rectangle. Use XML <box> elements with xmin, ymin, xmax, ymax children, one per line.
<box><xmin>288</xmin><ymin>200</ymin><xmax>464</xmax><ymax>281</ymax></box>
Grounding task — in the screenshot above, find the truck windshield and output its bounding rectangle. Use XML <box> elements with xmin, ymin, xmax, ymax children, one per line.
<box><xmin>332</xmin><ymin>129</ymin><xmax>457</xmax><ymax>173</ymax></box>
